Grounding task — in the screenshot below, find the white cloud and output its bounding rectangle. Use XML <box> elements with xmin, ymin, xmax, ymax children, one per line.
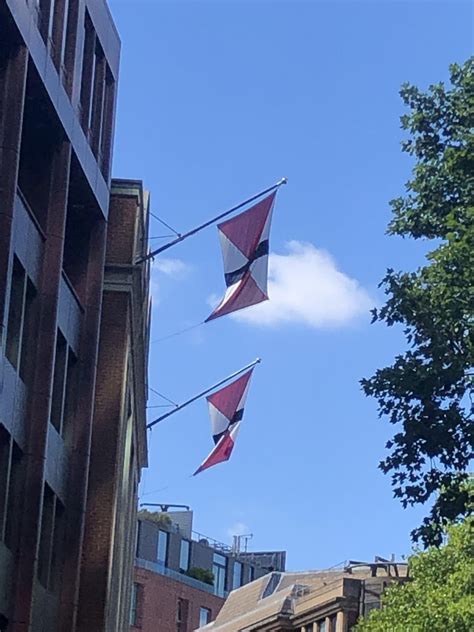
<box><xmin>150</xmin><ymin>257</ymin><xmax>191</xmax><ymax>306</ymax></box>
<box><xmin>232</xmin><ymin>240</ymin><xmax>374</xmax><ymax>328</ymax></box>
<box><xmin>227</xmin><ymin>522</ymin><xmax>250</xmax><ymax>538</ymax></box>
<box><xmin>152</xmin><ymin>257</ymin><xmax>191</xmax><ymax>278</ymax></box>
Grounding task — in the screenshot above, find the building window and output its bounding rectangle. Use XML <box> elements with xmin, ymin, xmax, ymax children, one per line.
<box><xmin>249</xmin><ymin>565</ymin><xmax>255</xmax><ymax>583</ymax></box>
<box><xmin>89</xmin><ymin>39</ymin><xmax>106</xmax><ymax>155</ymax></box>
<box><xmin>329</xmin><ymin>615</ymin><xmax>337</xmax><ymax>632</ymax></box>
<box><xmin>37</xmin><ymin>484</ymin><xmax>65</xmax><ymax>592</ymax></box>
<box><xmin>130</xmin><ymin>582</ymin><xmax>143</xmax><ymax>627</ymax></box>
<box><xmin>100</xmin><ymin>67</ymin><xmax>115</xmax><ymax>179</ymax></box>
<box><xmin>179</xmin><ymin>539</ymin><xmax>190</xmax><ymax>572</ymax></box>
<box><xmin>318</xmin><ymin>621</ymin><xmax>327</xmax><ymax>632</ymax></box>
<box><xmin>79</xmin><ymin>11</ymin><xmax>114</xmax><ymax>167</ymax></box>
<box><xmin>233</xmin><ymin>561</ymin><xmax>242</xmax><ymax>589</ymax></box>
<box><xmin>212</xmin><ymin>553</ymin><xmax>227</xmax><ymax>597</ymax></box>
<box><xmin>58</xmin><ymin>0</ymin><xmax>71</xmax><ymax>80</ymax></box>
<box><xmin>176</xmin><ymin>598</ymin><xmax>188</xmax><ymax>632</ymax></box>
<box><xmin>80</xmin><ymin>11</ymin><xmax>95</xmax><ymax>130</ymax></box>
<box><xmin>304</xmin><ymin>625</ymin><xmax>314</xmax><ymax>632</ymax></box>
<box><xmin>157</xmin><ymin>529</ymin><xmax>168</xmax><ymax>565</ymax></box>
<box><xmin>5</xmin><ymin>257</ymin><xmax>37</xmax><ymax>382</ymax></box>
<box><xmin>50</xmin><ymin>330</ymin><xmax>78</xmax><ymax>439</ymax></box>
<box><xmin>35</xmin><ymin>0</ymin><xmax>54</xmax><ymax>44</ymax></box>
<box><xmin>0</xmin><ymin>426</ymin><xmax>24</xmax><ymax>552</ymax></box>
<box><xmin>199</xmin><ymin>607</ymin><xmax>211</xmax><ymax>627</ymax></box>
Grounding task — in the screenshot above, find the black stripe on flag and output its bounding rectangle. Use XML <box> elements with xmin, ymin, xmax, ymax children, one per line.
<box><xmin>224</xmin><ymin>240</ymin><xmax>269</xmax><ymax>287</ymax></box>
<box><xmin>212</xmin><ymin>411</ymin><xmax>243</xmax><ymax>444</ymax></box>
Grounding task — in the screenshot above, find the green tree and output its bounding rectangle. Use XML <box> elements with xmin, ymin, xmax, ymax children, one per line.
<box><xmin>361</xmin><ymin>58</ymin><xmax>474</xmax><ymax>546</ymax></box>
<box><xmin>185</xmin><ymin>567</ymin><xmax>214</xmax><ymax>586</ymax></box>
<box><xmin>355</xmin><ymin>519</ymin><xmax>474</xmax><ymax>632</ymax></box>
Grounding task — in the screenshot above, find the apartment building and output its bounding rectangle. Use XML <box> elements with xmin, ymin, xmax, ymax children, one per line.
<box><xmin>131</xmin><ymin>509</ymin><xmax>286</xmax><ymax>631</ymax></box>
<box><xmin>0</xmin><ymin>1</ymin><xmax>150</xmax><ymax>630</ymax></box>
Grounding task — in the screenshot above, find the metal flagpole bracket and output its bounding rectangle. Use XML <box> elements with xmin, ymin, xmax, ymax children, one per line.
<box><xmin>135</xmin><ymin>178</ymin><xmax>287</xmax><ymax>264</ymax></box>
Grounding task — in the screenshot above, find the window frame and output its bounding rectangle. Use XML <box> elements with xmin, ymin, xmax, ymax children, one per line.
<box><xmin>157</xmin><ymin>529</ymin><xmax>168</xmax><ymax>566</ymax></box>
<box><xmin>179</xmin><ymin>539</ymin><xmax>190</xmax><ymax>572</ymax></box>
<box><xmin>5</xmin><ymin>257</ymin><xmax>37</xmax><ymax>380</ymax></box>
<box><xmin>37</xmin><ymin>484</ymin><xmax>65</xmax><ymax>592</ymax></box>
<box><xmin>232</xmin><ymin>560</ymin><xmax>243</xmax><ymax>590</ymax></box>
<box><xmin>199</xmin><ymin>607</ymin><xmax>211</xmax><ymax>627</ymax></box>
<box><xmin>49</xmin><ymin>329</ymin><xmax>78</xmax><ymax>438</ymax></box>
<box><xmin>212</xmin><ymin>553</ymin><xmax>227</xmax><ymax>597</ymax></box>
<box><xmin>0</xmin><ymin>427</ymin><xmax>24</xmax><ymax>550</ymax></box>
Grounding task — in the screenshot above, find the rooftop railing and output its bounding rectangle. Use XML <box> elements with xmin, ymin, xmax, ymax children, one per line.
<box><xmin>136</xmin><ymin>558</ymin><xmax>228</xmax><ymax>598</ymax></box>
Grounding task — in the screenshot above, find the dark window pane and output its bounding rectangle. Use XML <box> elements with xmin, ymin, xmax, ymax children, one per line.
<box><xmin>100</xmin><ymin>68</ymin><xmax>115</xmax><ymax>178</ymax></box>
<box><xmin>80</xmin><ymin>12</ymin><xmax>95</xmax><ymax>130</ymax></box>
<box><xmin>176</xmin><ymin>598</ymin><xmax>188</xmax><ymax>631</ymax></box>
<box><xmin>38</xmin><ymin>485</ymin><xmax>55</xmax><ymax>588</ymax></box>
<box><xmin>4</xmin><ymin>441</ymin><xmax>23</xmax><ymax>551</ymax></box>
<box><xmin>0</xmin><ymin>427</ymin><xmax>10</xmax><ymax>539</ymax></box>
<box><xmin>249</xmin><ymin>566</ymin><xmax>255</xmax><ymax>582</ymax></box>
<box><xmin>89</xmin><ymin>42</ymin><xmax>105</xmax><ymax>156</ymax></box>
<box><xmin>19</xmin><ymin>278</ymin><xmax>37</xmax><ymax>384</ymax></box>
<box><xmin>262</xmin><ymin>573</ymin><xmax>281</xmax><ymax>599</ymax></box>
<box><xmin>50</xmin><ymin>332</ymin><xmax>67</xmax><ymax>433</ymax></box>
<box><xmin>62</xmin><ymin>348</ymin><xmax>78</xmax><ymax>444</ymax></box>
<box><xmin>6</xmin><ymin>258</ymin><xmax>25</xmax><ymax>369</ymax></box>
<box><xmin>49</xmin><ymin>498</ymin><xmax>65</xmax><ymax>592</ymax></box>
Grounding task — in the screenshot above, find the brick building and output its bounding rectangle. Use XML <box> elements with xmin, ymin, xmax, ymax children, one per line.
<box><xmin>198</xmin><ymin>560</ymin><xmax>408</xmax><ymax>632</ymax></box>
<box><xmin>132</xmin><ymin>565</ymin><xmax>225</xmax><ymax>632</ymax></box>
<box><xmin>0</xmin><ymin>1</ymin><xmax>150</xmax><ymax>630</ymax></box>
<box><xmin>131</xmin><ymin>510</ymin><xmax>286</xmax><ymax>631</ymax></box>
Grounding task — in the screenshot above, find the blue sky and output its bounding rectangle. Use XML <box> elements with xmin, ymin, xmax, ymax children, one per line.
<box><xmin>108</xmin><ymin>0</ymin><xmax>473</xmax><ymax>570</ymax></box>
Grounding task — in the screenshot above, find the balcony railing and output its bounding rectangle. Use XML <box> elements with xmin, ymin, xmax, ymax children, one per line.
<box><xmin>136</xmin><ymin>558</ymin><xmax>228</xmax><ymax>597</ymax></box>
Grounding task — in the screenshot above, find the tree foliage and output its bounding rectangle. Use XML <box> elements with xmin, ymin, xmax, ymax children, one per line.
<box><xmin>137</xmin><ymin>510</ymin><xmax>172</xmax><ymax>528</ymax></box>
<box><xmin>361</xmin><ymin>58</ymin><xmax>474</xmax><ymax>546</ymax></box>
<box><xmin>185</xmin><ymin>567</ymin><xmax>215</xmax><ymax>585</ymax></box>
<box><xmin>355</xmin><ymin>518</ymin><xmax>474</xmax><ymax>632</ymax></box>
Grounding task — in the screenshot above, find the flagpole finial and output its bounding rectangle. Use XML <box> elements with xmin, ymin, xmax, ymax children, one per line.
<box><xmin>277</xmin><ymin>177</ymin><xmax>288</xmax><ymax>186</ymax></box>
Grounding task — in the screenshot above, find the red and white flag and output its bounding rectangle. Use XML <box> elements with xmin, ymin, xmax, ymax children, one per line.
<box><xmin>205</xmin><ymin>192</ymin><xmax>276</xmax><ymax>322</ymax></box>
<box><xmin>193</xmin><ymin>369</ymin><xmax>253</xmax><ymax>476</ymax></box>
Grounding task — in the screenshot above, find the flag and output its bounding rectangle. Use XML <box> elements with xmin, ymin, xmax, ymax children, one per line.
<box><xmin>193</xmin><ymin>368</ymin><xmax>253</xmax><ymax>476</ymax></box>
<box><xmin>205</xmin><ymin>192</ymin><xmax>276</xmax><ymax>322</ymax></box>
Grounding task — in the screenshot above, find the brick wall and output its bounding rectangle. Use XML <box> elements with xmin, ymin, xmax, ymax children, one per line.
<box><xmin>131</xmin><ymin>567</ymin><xmax>225</xmax><ymax>632</ymax></box>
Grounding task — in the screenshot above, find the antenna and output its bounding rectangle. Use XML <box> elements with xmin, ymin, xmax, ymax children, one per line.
<box><xmin>232</xmin><ymin>533</ymin><xmax>253</xmax><ymax>554</ymax></box>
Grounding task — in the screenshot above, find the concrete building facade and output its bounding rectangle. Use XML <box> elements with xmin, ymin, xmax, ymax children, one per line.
<box><xmin>0</xmin><ymin>1</ymin><xmax>150</xmax><ymax>630</ymax></box>
<box><xmin>131</xmin><ymin>510</ymin><xmax>286</xmax><ymax>632</ymax></box>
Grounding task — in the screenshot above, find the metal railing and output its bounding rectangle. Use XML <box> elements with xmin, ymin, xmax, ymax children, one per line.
<box><xmin>136</xmin><ymin>558</ymin><xmax>228</xmax><ymax>597</ymax></box>
<box><xmin>191</xmin><ymin>530</ymin><xmax>233</xmax><ymax>554</ymax></box>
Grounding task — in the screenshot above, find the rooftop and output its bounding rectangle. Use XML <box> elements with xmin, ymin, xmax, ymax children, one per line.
<box><xmin>198</xmin><ymin>561</ymin><xmax>408</xmax><ymax>631</ymax></box>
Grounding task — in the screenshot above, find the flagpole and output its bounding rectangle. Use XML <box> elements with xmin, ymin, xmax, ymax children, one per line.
<box><xmin>136</xmin><ymin>178</ymin><xmax>287</xmax><ymax>264</ymax></box>
<box><xmin>146</xmin><ymin>358</ymin><xmax>261</xmax><ymax>430</ymax></box>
